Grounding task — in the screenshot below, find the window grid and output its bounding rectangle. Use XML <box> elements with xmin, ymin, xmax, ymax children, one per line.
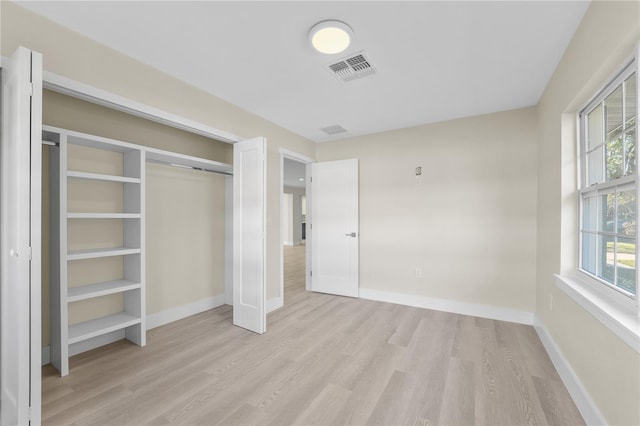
<box><xmin>579</xmin><ymin>61</ymin><xmax>637</xmax><ymax>299</ymax></box>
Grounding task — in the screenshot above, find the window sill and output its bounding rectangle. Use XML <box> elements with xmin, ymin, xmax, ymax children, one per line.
<box><xmin>554</xmin><ymin>274</ymin><xmax>639</xmax><ymax>353</ymax></box>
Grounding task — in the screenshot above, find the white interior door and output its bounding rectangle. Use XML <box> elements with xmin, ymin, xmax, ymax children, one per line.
<box><xmin>233</xmin><ymin>137</ymin><xmax>266</xmax><ymax>334</ymax></box>
<box><xmin>309</xmin><ymin>159</ymin><xmax>359</xmax><ymax>297</ymax></box>
<box><xmin>1</xmin><ymin>47</ymin><xmax>43</xmax><ymax>425</ymax></box>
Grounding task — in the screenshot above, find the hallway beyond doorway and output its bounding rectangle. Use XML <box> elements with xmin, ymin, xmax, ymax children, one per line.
<box><xmin>284</xmin><ymin>243</ymin><xmax>305</xmax><ymax>304</ymax></box>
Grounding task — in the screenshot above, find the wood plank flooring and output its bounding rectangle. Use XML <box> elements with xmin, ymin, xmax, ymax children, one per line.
<box><xmin>42</xmin><ymin>244</ymin><xmax>584</xmax><ymax>425</ymax></box>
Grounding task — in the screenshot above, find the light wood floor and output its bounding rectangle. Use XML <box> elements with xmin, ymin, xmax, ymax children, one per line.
<box><xmin>42</xmin><ymin>244</ymin><xmax>584</xmax><ymax>425</ymax></box>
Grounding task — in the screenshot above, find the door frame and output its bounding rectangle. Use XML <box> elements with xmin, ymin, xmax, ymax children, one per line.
<box><xmin>279</xmin><ymin>149</ymin><xmax>314</xmax><ymax>310</ymax></box>
<box><xmin>30</xmin><ymin>50</ymin><xmax>44</xmax><ymax>426</ymax></box>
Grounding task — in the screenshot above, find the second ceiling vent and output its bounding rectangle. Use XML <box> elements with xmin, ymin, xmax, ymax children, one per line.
<box><xmin>327</xmin><ymin>51</ymin><xmax>376</xmax><ymax>83</ymax></box>
<box><xmin>320</xmin><ymin>125</ymin><xmax>348</xmax><ymax>135</ymax></box>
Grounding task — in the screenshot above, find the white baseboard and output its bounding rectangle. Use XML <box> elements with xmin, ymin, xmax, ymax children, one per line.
<box><xmin>533</xmin><ymin>316</ymin><xmax>606</xmax><ymax>426</ymax></box>
<box><xmin>267</xmin><ymin>296</ymin><xmax>283</xmax><ymax>313</ymax></box>
<box><xmin>359</xmin><ymin>288</ymin><xmax>534</xmax><ymax>325</ymax></box>
<box><xmin>146</xmin><ymin>294</ymin><xmax>227</xmax><ymax>330</ymax></box>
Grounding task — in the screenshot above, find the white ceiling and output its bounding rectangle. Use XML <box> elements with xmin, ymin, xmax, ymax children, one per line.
<box><xmin>17</xmin><ymin>1</ymin><xmax>590</xmax><ymax>143</ymax></box>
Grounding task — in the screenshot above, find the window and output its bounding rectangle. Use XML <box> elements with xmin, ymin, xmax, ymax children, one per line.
<box><xmin>580</xmin><ymin>61</ymin><xmax>637</xmax><ymax>298</ymax></box>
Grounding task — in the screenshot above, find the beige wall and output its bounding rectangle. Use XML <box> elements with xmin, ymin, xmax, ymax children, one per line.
<box><xmin>316</xmin><ymin>107</ymin><xmax>538</xmax><ymax>313</ymax></box>
<box><xmin>536</xmin><ymin>1</ymin><xmax>640</xmax><ymax>425</ymax></box>
<box><xmin>146</xmin><ymin>163</ymin><xmax>226</xmax><ymax>315</ymax></box>
<box><xmin>2</xmin><ymin>1</ymin><xmax>316</xmax><ymax>304</ymax></box>
<box><xmin>44</xmin><ymin>90</ymin><xmax>232</xmax><ymax>162</ymax></box>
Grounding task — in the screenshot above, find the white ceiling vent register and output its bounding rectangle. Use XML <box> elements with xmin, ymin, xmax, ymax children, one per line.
<box><xmin>320</xmin><ymin>125</ymin><xmax>348</xmax><ymax>135</ymax></box>
<box><xmin>326</xmin><ymin>51</ymin><xmax>376</xmax><ymax>82</ymax></box>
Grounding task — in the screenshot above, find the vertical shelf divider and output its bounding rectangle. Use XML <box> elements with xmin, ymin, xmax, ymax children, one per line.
<box><xmin>123</xmin><ymin>148</ymin><xmax>146</xmax><ymax>346</ymax></box>
<box><xmin>49</xmin><ymin>133</ymin><xmax>68</xmax><ymax>376</ymax></box>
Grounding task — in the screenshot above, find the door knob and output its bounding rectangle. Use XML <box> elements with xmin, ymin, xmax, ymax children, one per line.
<box><xmin>345</xmin><ymin>232</ymin><xmax>357</xmax><ymax>237</ymax></box>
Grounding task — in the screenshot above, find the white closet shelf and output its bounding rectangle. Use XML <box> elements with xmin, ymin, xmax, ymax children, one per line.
<box><xmin>68</xmin><ymin>213</ymin><xmax>141</xmax><ymax>219</ymax></box>
<box><xmin>145</xmin><ymin>147</ymin><xmax>232</xmax><ymax>174</ymax></box>
<box><xmin>67</xmin><ymin>170</ymin><xmax>140</xmax><ymax>183</ymax></box>
<box><xmin>67</xmin><ymin>280</ymin><xmax>142</xmax><ymax>303</ymax></box>
<box><xmin>68</xmin><ymin>313</ymin><xmax>141</xmax><ymax>345</ymax></box>
<box><xmin>67</xmin><ymin>247</ymin><xmax>141</xmax><ymax>261</ymax></box>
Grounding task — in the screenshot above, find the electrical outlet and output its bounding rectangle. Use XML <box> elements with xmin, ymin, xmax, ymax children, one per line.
<box><xmin>549</xmin><ymin>294</ymin><xmax>553</xmax><ymax>311</ymax></box>
<box><xmin>415</xmin><ymin>267</ymin><xmax>422</xmax><ymax>278</ymax></box>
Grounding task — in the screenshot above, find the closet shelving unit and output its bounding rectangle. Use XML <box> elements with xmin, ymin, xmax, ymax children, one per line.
<box><xmin>46</xmin><ymin>126</ymin><xmax>146</xmax><ymax>377</ymax></box>
<box><xmin>45</xmin><ymin>125</ymin><xmax>233</xmax><ymax>377</ymax></box>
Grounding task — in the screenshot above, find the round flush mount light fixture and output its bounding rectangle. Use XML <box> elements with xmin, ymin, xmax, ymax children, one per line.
<box><xmin>309</xmin><ymin>20</ymin><xmax>353</xmax><ymax>54</ymax></box>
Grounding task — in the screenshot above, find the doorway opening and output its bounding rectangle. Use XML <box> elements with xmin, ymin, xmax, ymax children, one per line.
<box><xmin>279</xmin><ymin>150</ymin><xmax>313</xmax><ymax>309</ymax></box>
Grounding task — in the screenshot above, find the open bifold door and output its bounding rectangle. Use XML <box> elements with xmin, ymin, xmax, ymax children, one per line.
<box><xmin>232</xmin><ymin>137</ymin><xmax>266</xmax><ymax>334</ymax></box>
<box><xmin>1</xmin><ymin>47</ymin><xmax>43</xmax><ymax>425</ymax></box>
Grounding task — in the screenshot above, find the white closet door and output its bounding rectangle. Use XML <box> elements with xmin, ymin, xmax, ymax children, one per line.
<box><xmin>233</xmin><ymin>137</ymin><xmax>266</xmax><ymax>334</ymax></box>
<box><xmin>1</xmin><ymin>46</ymin><xmax>43</xmax><ymax>425</ymax></box>
<box><xmin>310</xmin><ymin>159</ymin><xmax>359</xmax><ymax>298</ymax></box>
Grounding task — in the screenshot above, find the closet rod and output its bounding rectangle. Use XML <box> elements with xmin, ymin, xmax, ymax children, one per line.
<box><xmin>146</xmin><ymin>159</ymin><xmax>232</xmax><ymax>176</ymax></box>
<box><xmin>40</xmin><ymin>139</ymin><xmax>232</xmax><ymax>175</ymax></box>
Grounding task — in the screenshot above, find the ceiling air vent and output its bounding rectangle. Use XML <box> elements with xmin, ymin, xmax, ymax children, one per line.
<box><xmin>327</xmin><ymin>51</ymin><xmax>376</xmax><ymax>83</ymax></box>
<box><xmin>320</xmin><ymin>125</ymin><xmax>348</xmax><ymax>135</ymax></box>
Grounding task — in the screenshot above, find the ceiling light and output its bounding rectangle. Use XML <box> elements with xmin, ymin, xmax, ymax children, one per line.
<box><xmin>309</xmin><ymin>20</ymin><xmax>353</xmax><ymax>55</ymax></box>
<box><xmin>299</xmin><ymin>178</ymin><xmax>304</xmax><ymax>181</ymax></box>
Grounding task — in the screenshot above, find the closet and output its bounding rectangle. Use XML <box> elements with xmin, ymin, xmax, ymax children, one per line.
<box><xmin>45</xmin><ymin>125</ymin><xmax>232</xmax><ymax>377</ymax></box>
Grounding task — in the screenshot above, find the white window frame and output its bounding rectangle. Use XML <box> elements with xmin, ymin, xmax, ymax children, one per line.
<box><xmin>557</xmin><ymin>48</ymin><xmax>640</xmax><ymax>354</ymax></box>
<box><xmin>578</xmin><ymin>59</ymin><xmax>638</xmax><ymax>302</ymax></box>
